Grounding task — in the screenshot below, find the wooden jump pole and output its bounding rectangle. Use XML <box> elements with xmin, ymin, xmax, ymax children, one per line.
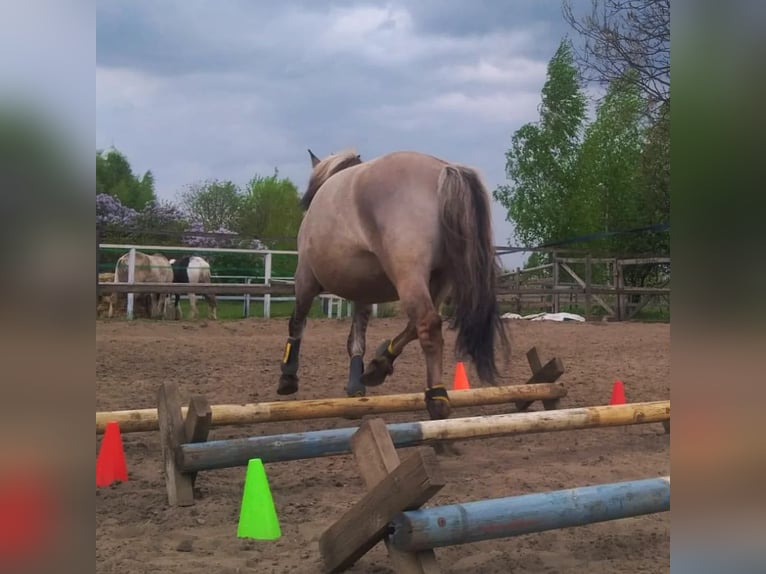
<box><xmin>97</xmin><ymin>382</ymin><xmax>568</xmax><ymax>434</ymax></box>
<box><xmin>175</xmin><ymin>401</ymin><xmax>670</xmax><ymax>473</ymax></box>
<box><xmin>388</xmin><ymin>476</ymin><xmax>671</xmax><ymax>552</ymax></box>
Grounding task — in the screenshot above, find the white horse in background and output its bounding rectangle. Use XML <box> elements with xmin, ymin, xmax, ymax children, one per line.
<box><xmin>108</xmin><ymin>251</ymin><xmax>174</xmax><ymax>319</ymax></box>
<box><xmin>169</xmin><ymin>255</ymin><xmax>218</xmax><ymax>320</ymax></box>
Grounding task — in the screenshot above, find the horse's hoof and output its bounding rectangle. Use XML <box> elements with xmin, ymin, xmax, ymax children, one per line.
<box><xmin>361</xmin><ymin>357</ymin><xmax>393</xmax><ymax>386</ymax></box>
<box><xmin>277</xmin><ymin>374</ymin><xmax>299</xmax><ymax>395</ymax></box>
<box><xmin>426</xmin><ymin>398</ymin><xmax>452</xmax><ymax>420</ymax></box>
<box><xmin>346</xmin><ymin>383</ymin><xmax>366</xmax><ymax>398</ymax></box>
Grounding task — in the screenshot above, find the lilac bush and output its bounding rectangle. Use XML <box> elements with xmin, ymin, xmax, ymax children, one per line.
<box><xmin>96</xmin><ymin>193</ymin><xmax>137</xmax><ymax>227</ymax></box>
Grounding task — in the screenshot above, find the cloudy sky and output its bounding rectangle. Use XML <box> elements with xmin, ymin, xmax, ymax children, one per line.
<box><xmin>97</xmin><ymin>0</ymin><xmax>593</xmax><ymax>268</ymax></box>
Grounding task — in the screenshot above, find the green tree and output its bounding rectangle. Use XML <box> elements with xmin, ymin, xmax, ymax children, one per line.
<box><xmin>96</xmin><ymin>148</ymin><xmax>156</xmax><ymax>210</ymax></box>
<box><xmin>493</xmin><ymin>39</ymin><xmax>587</xmax><ymax>247</ymax></box>
<box><xmin>640</xmin><ymin>100</ymin><xmax>670</xmax><ymax>237</ymax></box>
<box><xmin>179</xmin><ymin>179</ymin><xmax>243</xmax><ymax>231</ymax></box>
<box><xmin>239</xmin><ymin>169</ymin><xmax>303</xmax><ymax>249</ymax></box>
<box><xmin>575</xmin><ymin>73</ymin><xmax>646</xmax><ymax>254</ymax></box>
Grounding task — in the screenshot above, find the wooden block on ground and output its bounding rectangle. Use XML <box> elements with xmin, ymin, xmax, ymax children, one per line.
<box><xmin>516</xmin><ymin>347</ymin><xmax>565</xmax><ymax>411</ymax></box>
<box><xmin>319</xmin><ymin>446</ymin><xmax>445</xmax><ymax>573</ymax></box>
<box><xmin>318</xmin><ymin>418</ymin><xmax>443</xmax><ymax>573</ymax></box>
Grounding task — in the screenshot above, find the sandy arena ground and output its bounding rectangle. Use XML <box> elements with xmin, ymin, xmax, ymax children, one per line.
<box><xmin>96</xmin><ymin>316</ymin><xmax>670</xmax><ymax>573</ymax></box>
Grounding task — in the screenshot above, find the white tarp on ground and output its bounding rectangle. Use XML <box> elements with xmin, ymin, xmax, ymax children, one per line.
<box><xmin>501</xmin><ymin>312</ymin><xmax>586</xmax><ymax>322</ymax></box>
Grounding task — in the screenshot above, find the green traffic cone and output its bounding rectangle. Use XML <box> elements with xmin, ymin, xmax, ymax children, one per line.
<box><xmin>237</xmin><ymin>458</ymin><xmax>281</xmax><ymax>540</ymax></box>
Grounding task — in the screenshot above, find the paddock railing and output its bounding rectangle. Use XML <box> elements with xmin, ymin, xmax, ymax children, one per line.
<box><xmin>97</xmin><ymin>243</ymin><xmax>670</xmax><ymax>321</ymax></box>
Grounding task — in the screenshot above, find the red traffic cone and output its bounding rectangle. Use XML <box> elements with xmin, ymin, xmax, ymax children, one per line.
<box><xmin>609</xmin><ymin>380</ymin><xmax>626</xmax><ymax>405</ymax></box>
<box><xmin>452</xmin><ymin>362</ymin><xmax>471</xmax><ymax>390</ymax></box>
<box><xmin>96</xmin><ymin>421</ymin><xmax>128</xmax><ymax>487</ymax></box>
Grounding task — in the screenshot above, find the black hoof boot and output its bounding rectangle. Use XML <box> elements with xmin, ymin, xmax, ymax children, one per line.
<box><xmin>346</xmin><ymin>355</ymin><xmax>366</xmax><ymax>397</ymax></box>
<box><xmin>277</xmin><ymin>374</ymin><xmax>299</xmax><ymax>395</ymax></box>
<box><xmin>361</xmin><ymin>339</ymin><xmax>396</xmax><ymax>387</ymax></box>
<box><xmin>278</xmin><ymin>337</ymin><xmax>301</xmax><ymax>395</ymax></box>
<box><xmin>425</xmin><ymin>385</ymin><xmax>451</xmax><ymax>420</ymax></box>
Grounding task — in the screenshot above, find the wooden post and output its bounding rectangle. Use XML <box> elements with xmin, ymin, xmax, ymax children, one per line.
<box><xmin>157</xmin><ymin>381</ymin><xmax>194</xmax><ymax>506</ymax></box>
<box><xmin>263</xmin><ymin>252</ymin><xmax>272</xmax><ymax>319</ymax></box>
<box><xmin>614</xmin><ymin>258</ymin><xmax>625</xmax><ymax>321</ymax></box>
<box><xmin>551</xmin><ymin>251</ymin><xmax>560</xmax><ymax>314</ymax></box>
<box><xmin>126</xmin><ymin>247</ymin><xmax>136</xmax><ymax>320</ymax></box>
<box><xmin>585</xmin><ymin>254</ymin><xmax>592</xmax><ymax>320</ymax></box>
<box><xmin>319</xmin><ymin>419</ymin><xmax>444</xmax><ymax>573</ymax></box>
<box><xmin>514</xmin><ymin>347</ymin><xmax>565</xmax><ymax>412</ymax></box>
<box><xmin>183</xmin><ymin>396</ymin><xmax>212</xmax><ymax>489</ymax></box>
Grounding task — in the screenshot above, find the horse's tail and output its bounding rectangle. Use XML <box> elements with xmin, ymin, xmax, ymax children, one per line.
<box><xmin>438</xmin><ymin>164</ymin><xmax>508</xmax><ymax>385</ymax></box>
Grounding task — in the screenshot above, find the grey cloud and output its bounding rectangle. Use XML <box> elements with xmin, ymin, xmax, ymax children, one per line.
<box><xmin>97</xmin><ymin>1</ymin><xmax>592</xmax><ymax>266</ymax></box>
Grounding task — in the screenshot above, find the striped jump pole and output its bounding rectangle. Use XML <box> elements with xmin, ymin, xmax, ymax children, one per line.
<box><xmin>98</xmin><ymin>382</ymin><xmax>567</xmax><ymax>434</ymax></box>
<box><xmin>176</xmin><ymin>400</ymin><xmax>670</xmax><ymax>472</ymax></box>
<box><xmin>388</xmin><ymin>476</ymin><xmax>671</xmax><ymax>551</ymax></box>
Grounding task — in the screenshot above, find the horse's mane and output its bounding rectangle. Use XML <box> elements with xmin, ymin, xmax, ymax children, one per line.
<box><xmin>301</xmin><ymin>148</ymin><xmax>362</xmax><ymax>210</ymax></box>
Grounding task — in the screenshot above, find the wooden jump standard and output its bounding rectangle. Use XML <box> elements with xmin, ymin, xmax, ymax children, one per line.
<box><xmin>158</xmin><ymin>378</ymin><xmax>669</xmax><ymax>506</ymax></box>
<box><xmin>318</xmin><ymin>418</ymin><xmax>670</xmax><ymax>573</ymax></box>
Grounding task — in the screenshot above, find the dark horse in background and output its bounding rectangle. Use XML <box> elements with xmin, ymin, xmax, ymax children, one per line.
<box><xmin>169</xmin><ymin>255</ymin><xmax>218</xmax><ymax>320</ymax></box>
<box><xmin>276</xmin><ymin>148</ymin><xmax>509</xmax><ymax>421</ymax></box>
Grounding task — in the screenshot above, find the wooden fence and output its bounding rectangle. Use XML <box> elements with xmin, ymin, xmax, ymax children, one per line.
<box><xmin>97</xmin><ymin>244</ymin><xmax>670</xmax><ymax>322</ymax></box>
<box><xmin>497</xmin><ymin>253</ymin><xmax>670</xmax><ymax>321</ymax></box>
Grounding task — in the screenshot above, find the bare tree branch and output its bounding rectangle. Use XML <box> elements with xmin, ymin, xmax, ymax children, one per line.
<box><xmin>562</xmin><ymin>0</ymin><xmax>670</xmax><ymax>113</ymax></box>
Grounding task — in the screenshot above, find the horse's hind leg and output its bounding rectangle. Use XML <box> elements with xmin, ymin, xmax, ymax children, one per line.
<box><xmin>188</xmin><ymin>293</ymin><xmax>198</xmax><ymax>320</ymax></box>
<box><xmin>361</xmin><ymin>277</ymin><xmax>447</xmax><ymax>388</ymax></box>
<box><xmin>346</xmin><ymin>303</ymin><xmax>372</xmax><ymax>397</ymax></box>
<box><xmin>361</xmin><ymin>321</ymin><xmax>417</xmax><ymax>387</ymax></box>
<box><xmin>278</xmin><ymin>264</ymin><xmax>321</xmax><ymax>395</ymax></box>
<box><xmin>401</xmin><ymin>280</ymin><xmax>450</xmax><ymax>420</ymax></box>
<box><xmin>204</xmin><ymin>294</ymin><xmax>217</xmax><ymax>320</ymax></box>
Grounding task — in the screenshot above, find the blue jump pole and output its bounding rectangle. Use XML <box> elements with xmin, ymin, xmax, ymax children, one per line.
<box><xmin>388</xmin><ymin>476</ymin><xmax>670</xmax><ymax>551</ymax></box>
<box><xmin>177</xmin><ymin>402</ymin><xmax>670</xmax><ymax>472</ymax></box>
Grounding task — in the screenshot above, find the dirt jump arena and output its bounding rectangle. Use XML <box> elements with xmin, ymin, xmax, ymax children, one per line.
<box><xmin>96</xmin><ymin>316</ymin><xmax>670</xmax><ymax>573</ymax></box>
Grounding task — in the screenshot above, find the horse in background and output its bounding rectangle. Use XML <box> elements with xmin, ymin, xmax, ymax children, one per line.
<box><xmin>108</xmin><ymin>251</ymin><xmax>174</xmax><ymax>319</ymax></box>
<box><xmin>276</xmin><ymin>148</ymin><xmax>509</xmax><ymax>421</ymax></box>
<box><xmin>168</xmin><ymin>255</ymin><xmax>218</xmax><ymax>320</ymax></box>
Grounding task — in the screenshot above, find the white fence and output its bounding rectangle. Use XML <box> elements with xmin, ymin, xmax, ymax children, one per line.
<box><xmin>98</xmin><ymin>244</ymin><xmax>377</xmax><ymax>320</ymax></box>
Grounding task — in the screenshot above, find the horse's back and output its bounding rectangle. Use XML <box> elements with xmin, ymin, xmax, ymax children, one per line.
<box><xmin>297</xmin><ymin>151</ymin><xmax>450</xmax><ymax>299</ymax></box>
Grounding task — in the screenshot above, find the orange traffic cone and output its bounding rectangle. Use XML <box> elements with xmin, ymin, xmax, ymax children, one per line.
<box><xmin>609</xmin><ymin>380</ymin><xmax>626</xmax><ymax>405</ymax></box>
<box><xmin>96</xmin><ymin>421</ymin><xmax>128</xmax><ymax>487</ymax></box>
<box><xmin>452</xmin><ymin>362</ymin><xmax>471</xmax><ymax>390</ymax></box>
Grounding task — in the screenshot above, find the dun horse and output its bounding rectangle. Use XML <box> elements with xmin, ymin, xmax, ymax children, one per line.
<box><xmin>278</xmin><ymin>149</ymin><xmax>509</xmax><ymax>420</ymax></box>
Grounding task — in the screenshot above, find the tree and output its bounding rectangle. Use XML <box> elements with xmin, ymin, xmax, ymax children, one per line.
<box><xmin>96</xmin><ymin>148</ymin><xmax>156</xmax><ymax>210</ymax></box>
<box><xmin>575</xmin><ymin>72</ymin><xmax>646</xmax><ymax>254</ymax></box>
<box><xmin>562</xmin><ymin>0</ymin><xmax>670</xmax><ymax>115</ymax></box>
<box><xmin>493</xmin><ymin>39</ymin><xmax>587</xmax><ymax>248</ymax></box>
<box><xmin>239</xmin><ymin>169</ymin><xmax>303</xmax><ymax>249</ymax></box>
<box><xmin>178</xmin><ymin>179</ymin><xmax>243</xmax><ymax>231</ymax></box>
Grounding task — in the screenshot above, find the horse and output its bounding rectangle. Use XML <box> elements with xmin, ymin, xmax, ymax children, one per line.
<box><xmin>108</xmin><ymin>251</ymin><xmax>174</xmax><ymax>319</ymax></box>
<box><xmin>168</xmin><ymin>255</ymin><xmax>218</xmax><ymax>320</ymax></box>
<box><xmin>277</xmin><ymin>148</ymin><xmax>509</xmax><ymax>421</ymax></box>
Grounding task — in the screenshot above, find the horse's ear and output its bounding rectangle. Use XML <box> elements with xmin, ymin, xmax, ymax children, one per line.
<box><xmin>308</xmin><ymin>148</ymin><xmax>321</xmax><ymax>167</ymax></box>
